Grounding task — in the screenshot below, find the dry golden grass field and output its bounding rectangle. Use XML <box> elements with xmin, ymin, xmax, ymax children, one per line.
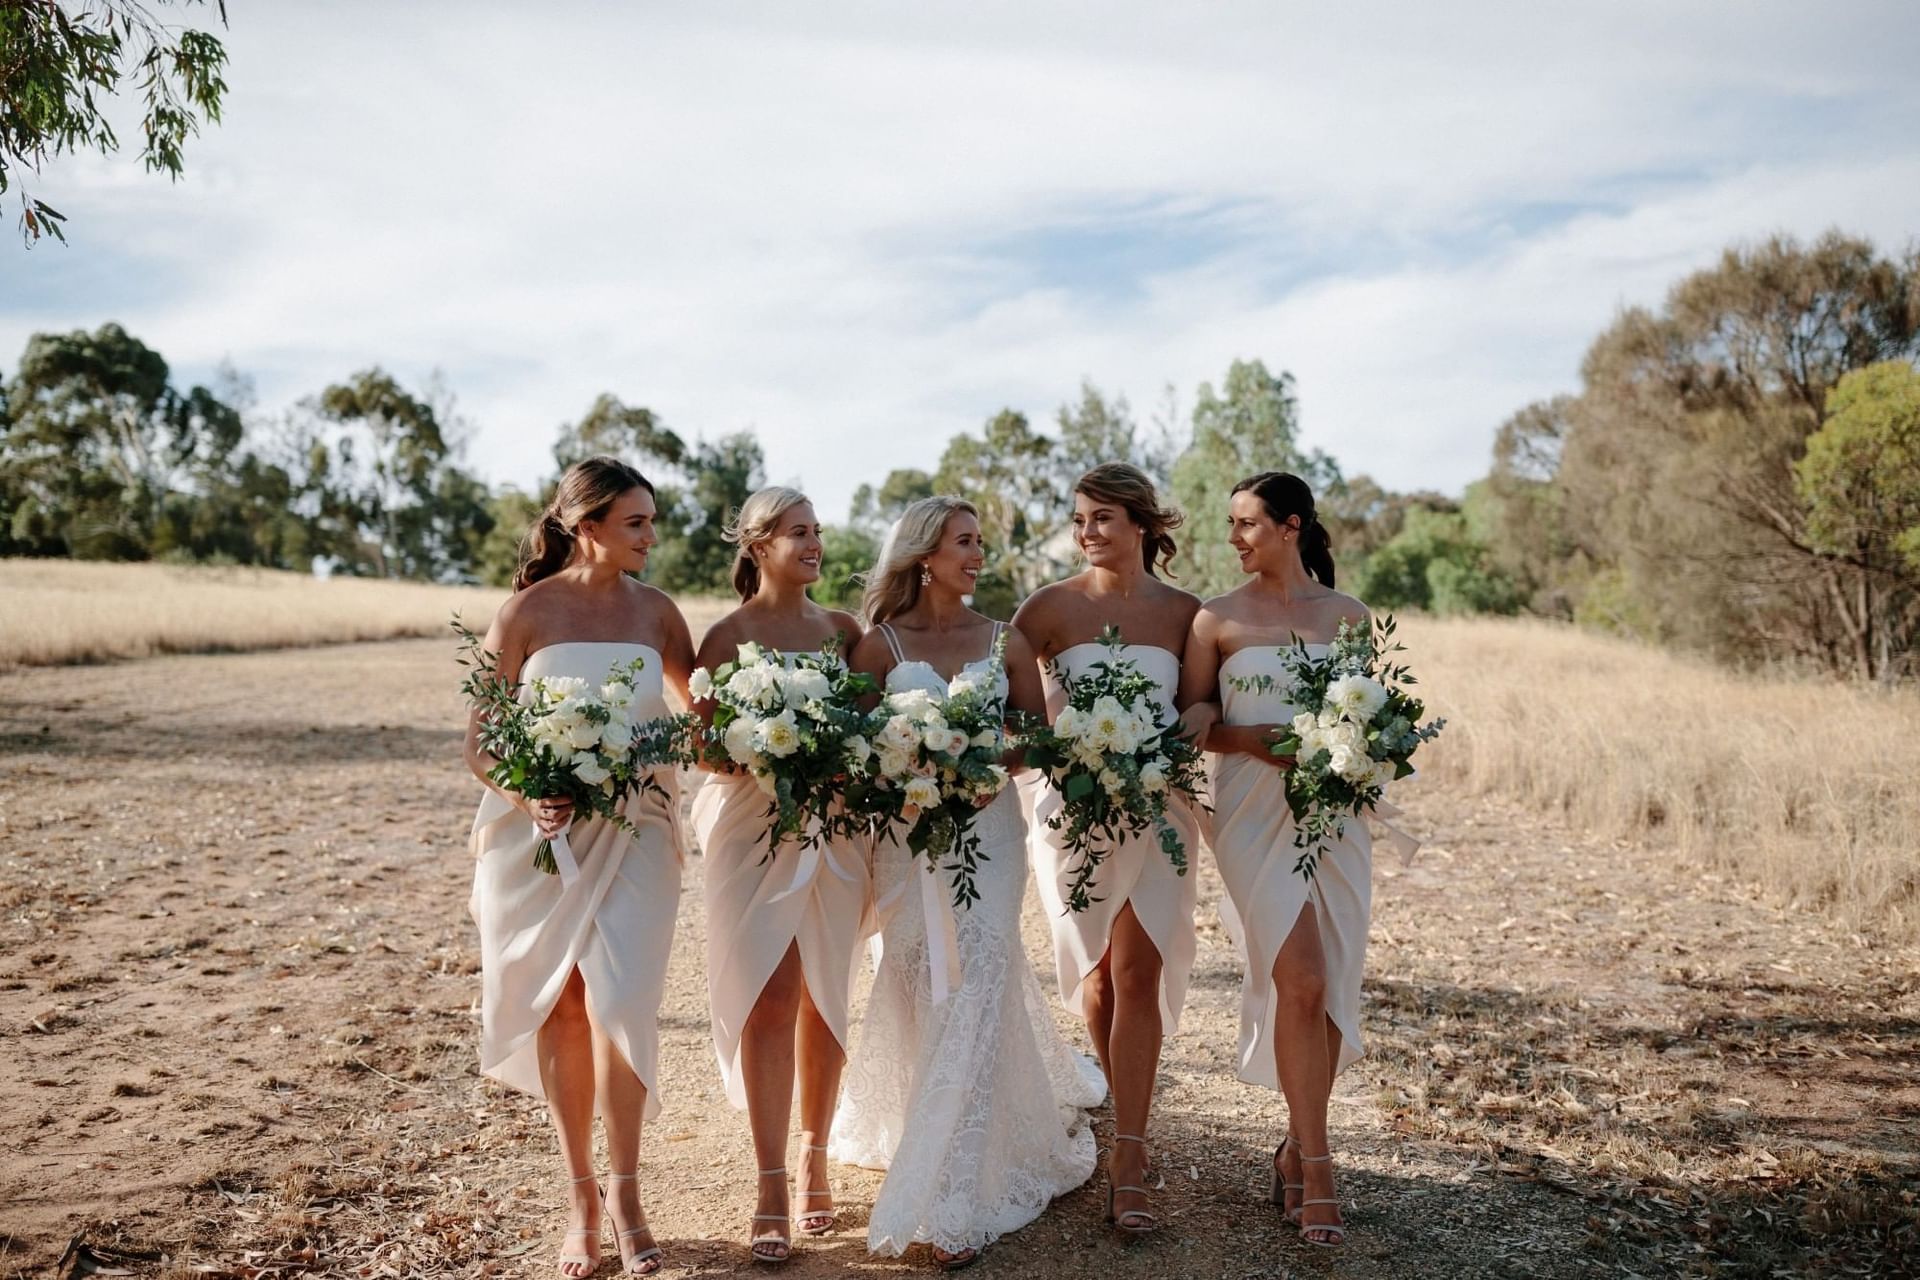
<box><xmin>1</xmin><ymin>570</ymin><xmax>1915</xmax><ymax>1278</ymax></box>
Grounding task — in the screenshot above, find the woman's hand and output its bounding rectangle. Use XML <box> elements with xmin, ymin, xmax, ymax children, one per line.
<box><xmin>1174</xmin><ymin>702</ymin><xmax>1219</xmax><ymax>747</ymax></box>
<box><xmin>525</xmin><ymin>795</ymin><xmax>575</xmax><ymax>837</ymax></box>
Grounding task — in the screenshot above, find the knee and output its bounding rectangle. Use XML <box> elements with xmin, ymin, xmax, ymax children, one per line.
<box><xmin>1273</xmin><ymin>966</ymin><xmax>1327</xmax><ymax>1016</ymax></box>
<box><xmin>1109</xmin><ymin>950</ymin><xmax>1162</xmax><ymax>1006</ymax></box>
<box><xmin>1081</xmin><ymin>963</ymin><xmax>1115</xmax><ymax>1011</ymax></box>
<box><xmin>748</xmin><ymin>968</ymin><xmax>804</xmax><ymax>1027</ymax></box>
<box><xmin>545</xmin><ymin>975</ymin><xmax>591</xmax><ymax>1031</ymax></box>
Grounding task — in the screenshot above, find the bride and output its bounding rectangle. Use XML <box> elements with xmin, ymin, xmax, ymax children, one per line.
<box><xmin>831</xmin><ymin>495</ymin><xmax>1103</xmax><ymax>1270</ymax></box>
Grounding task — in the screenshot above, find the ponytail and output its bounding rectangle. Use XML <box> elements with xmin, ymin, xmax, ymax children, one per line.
<box><xmin>513</xmin><ymin>513</ymin><xmax>576</xmax><ymax>592</ymax></box>
<box><xmin>1230</xmin><ymin>471</ymin><xmax>1336</xmax><ymax>587</ymax></box>
<box><xmin>1300</xmin><ymin>515</ymin><xmax>1335</xmax><ymax>588</ymax></box>
<box><xmin>512</xmin><ymin>456</ymin><xmax>654</xmax><ymax>592</ymax></box>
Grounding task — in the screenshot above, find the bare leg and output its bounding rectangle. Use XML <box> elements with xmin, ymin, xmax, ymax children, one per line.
<box><xmin>1270</xmin><ymin>905</ymin><xmax>1344</xmax><ymax>1244</ymax></box>
<box><xmin>741</xmin><ymin>942</ymin><xmax>805</xmax><ymax>1260</ymax></box>
<box><xmin>537</xmin><ymin>969</ymin><xmax>600</xmax><ymax>1279</ymax></box>
<box><xmin>793</xmin><ymin>976</ymin><xmax>845</xmax><ymax>1233</ymax></box>
<box><xmin>590</xmin><ymin>998</ymin><xmax>659</xmax><ymax>1274</ymax></box>
<box><xmin>1082</xmin><ymin>953</ymin><xmax>1117</xmax><ymax>1090</ymax></box>
<box><xmin>1105</xmin><ymin>903</ymin><xmax>1164</xmax><ymax>1229</ymax></box>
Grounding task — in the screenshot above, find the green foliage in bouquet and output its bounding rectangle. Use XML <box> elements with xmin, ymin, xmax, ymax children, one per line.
<box><xmin>693</xmin><ymin>635</ymin><xmax>880</xmax><ymax>855</ymax></box>
<box><xmin>455</xmin><ymin>616</ymin><xmax>697</xmax><ymax>874</ymax></box>
<box><xmin>1229</xmin><ymin>615</ymin><xmax>1444</xmax><ymax>879</ymax></box>
<box><xmin>1019</xmin><ymin>626</ymin><xmax>1207</xmax><ymax>913</ymax></box>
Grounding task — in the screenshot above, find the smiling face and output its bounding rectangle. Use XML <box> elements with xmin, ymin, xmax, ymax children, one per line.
<box><xmin>576</xmin><ymin>485</ymin><xmax>658</xmax><ymax>573</ymax></box>
<box><xmin>923</xmin><ymin>509</ymin><xmax>985</xmax><ymax>596</ymax></box>
<box><xmin>755</xmin><ymin>500</ymin><xmax>824</xmax><ymax>586</ymax></box>
<box><xmin>1227</xmin><ymin>488</ymin><xmax>1299</xmax><ymax>577</ymax></box>
<box><xmin>1072</xmin><ymin>489</ymin><xmax>1144</xmax><ymax>572</ymax></box>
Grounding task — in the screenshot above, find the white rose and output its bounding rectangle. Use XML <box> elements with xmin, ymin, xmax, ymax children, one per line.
<box><xmin>541</xmin><ymin>676</ymin><xmax>589</xmax><ymax>702</ymax></box>
<box><xmin>723</xmin><ymin>715</ymin><xmax>761</xmax><ymax>767</ymax></box>
<box><xmin>737</xmin><ymin>640</ymin><xmax>765</xmax><ymax>665</ymax></box>
<box><xmin>1098</xmin><ymin>767</ymin><xmax>1124</xmax><ymax>795</ymax></box>
<box><xmin>1366</xmin><ymin>759</ymin><xmax>1397</xmax><ymax>790</ymax></box>
<box><xmin>844</xmin><ymin>735</ymin><xmax>873</xmax><ymax>766</ymax></box>
<box><xmin>687</xmin><ymin>667</ymin><xmax>714</xmax><ymax>700</ymax></box>
<box><xmin>598</xmin><ymin>718</ymin><xmax>635</xmax><ymax>754</ymax></box>
<box><xmin>903</xmin><ymin>776</ymin><xmax>941</xmax><ymax>810</ymax></box>
<box><xmin>1054</xmin><ymin>707</ymin><xmax>1083</xmax><ymax>739</ymax></box>
<box><xmin>571</xmin><ymin>752</ymin><xmax>610</xmax><ymax>786</ymax></box>
<box><xmin>564</xmin><ymin>718</ymin><xmax>603</xmax><ymax>752</ymax></box>
<box><xmin>1139</xmin><ymin>762</ymin><xmax>1168</xmax><ymax>793</ymax></box>
<box><xmin>758</xmin><ymin>710</ymin><xmax>803</xmax><ymax>758</ymax></box>
<box><xmin>1293</xmin><ymin>711</ymin><xmax>1320</xmax><ymax>739</ymax></box>
<box><xmin>725</xmin><ymin>665</ymin><xmax>765</xmax><ymax>703</ymax></box>
<box><xmin>788</xmin><ymin>667</ymin><xmax>832</xmax><ymax>706</ymax></box>
<box><xmin>971</xmin><ymin>728</ymin><xmax>1000</xmax><ymax>749</ymax></box>
<box><xmin>600</xmin><ymin>680</ymin><xmax>634</xmax><ymax>709</ymax></box>
<box><xmin>876</xmin><ymin>747</ymin><xmax>910</xmax><ymax>779</ymax></box>
<box><xmin>879</xmin><ymin>715</ymin><xmax>920</xmax><ymax>755</ymax></box>
<box><xmin>948</xmin><ymin>669</ymin><xmax>986</xmax><ymax>698</ymax></box>
<box><xmin>888</xmin><ymin>688</ymin><xmax>934</xmax><ymax>719</ymax></box>
<box><xmin>922</xmin><ymin>721</ymin><xmax>954</xmax><ymax>753</ymax></box>
<box><xmin>944</xmin><ymin>729</ymin><xmax>972</xmax><ymax>757</ymax></box>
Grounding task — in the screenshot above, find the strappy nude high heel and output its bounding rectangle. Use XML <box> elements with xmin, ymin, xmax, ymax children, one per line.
<box><xmin>1270</xmin><ymin>1134</ymin><xmax>1304</xmax><ymax>1222</ymax></box>
<box><xmin>1106</xmin><ymin>1132</ymin><xmax>1158</xmax><ymax>1235</ymax></box>
<box><xmin>751</xmin><ymin>1166</ymin><xmax>792</xmax><ymax>1264</ymax></box>
<box><xmin>557</xmin><ymin>1172</ymin><xmax>599</xmax><ymax>1277</ymax></box>
<box><xmin>606</xmin><ymin>1172</ymin><xmax>663</xmax><ymax>1275</ymax></box>
<box><xmin>1296</xmin><ymin>1153</ymin><xmax>1347</xmax><ymax>1248</ymax></box>
<box><xmin>795</xmin><ymin>1142</ymin><xmax>837</xmax><ymax>1236</ymax></box>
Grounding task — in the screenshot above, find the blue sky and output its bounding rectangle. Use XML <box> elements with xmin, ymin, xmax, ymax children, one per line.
<box><xmin>4</xmin><ymin>1</ymin><xmax>1917</xmax><ymax>521</ymax></box>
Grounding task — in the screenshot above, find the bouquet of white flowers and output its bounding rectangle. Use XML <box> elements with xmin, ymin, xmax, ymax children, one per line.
<box><xmin>860</xmin><ymin>631</ymin><xmax>1013</xmax><ymax>909</ymax></box>
<box><xmin>1228</xmin><ymin>615</ymin><xmax>1445</xmax><ymax>879</ymax></box>
<box><xmin>691</xmin><ymin>637</ymin><xmax>879</xmax><ymax>854</ymax></box>
<box><xmin>457</xmin><ymin>619</ymin><xmax>697</xmax><ymax>880</ymax></box>
<box><xmin>1020</xmin><ymin>626</ymin><xmax>1207</xmax><ymax>913</ymax></box>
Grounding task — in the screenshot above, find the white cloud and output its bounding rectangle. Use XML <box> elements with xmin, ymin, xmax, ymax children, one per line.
<box><xmin>3</xmin><ymin>0</ymin><xmax>1916</xmax><ymax>522</ymax></box>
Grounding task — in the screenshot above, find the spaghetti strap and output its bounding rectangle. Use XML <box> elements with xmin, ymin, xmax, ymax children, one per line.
<box><xmin>879</xmin><ymin>622</ymin><xmax>907</xmax><ymax>665</ymax></box>
<box><xmin>988</xmin><ymin>621</ymin><xmax>1005</xmax><ymax>661</ymax></box>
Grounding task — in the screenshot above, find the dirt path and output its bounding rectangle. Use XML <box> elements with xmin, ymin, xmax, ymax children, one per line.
<box><xmin>2</xmin><ymin>639</ymin><xmax>1914</xmax><ymax>1279</ymax></box>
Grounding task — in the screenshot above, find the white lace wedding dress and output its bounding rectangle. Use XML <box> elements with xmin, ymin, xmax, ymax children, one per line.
<box><xmin>831</xmin><ymin>623</ymin><xmax>1102</xmax><ymax>1257</ymax></box>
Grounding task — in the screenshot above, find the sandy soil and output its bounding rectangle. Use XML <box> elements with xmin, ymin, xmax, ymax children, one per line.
<box><xmin>2</xmin><ymin>639</ymin><xmax>1914</xmax><ymax>1278</ymax></box>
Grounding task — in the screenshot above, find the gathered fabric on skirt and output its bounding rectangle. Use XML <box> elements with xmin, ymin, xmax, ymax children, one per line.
<box><xmin>1210</xmin><ymin>645</ymin><xmax>1372</xmax><ymax>1086</ymax></box>
<box><xmin>1024</xmin><ymin>643</ymin><xmax>1199</xmax><ymax>1031</ymax></box>
<box><xmin>468</xmin><ymin>641</ymin><xmax>684</xmax><ymax>1119</ymax></box>
<box><xmin>692</xmin><ymin>769</ymin><xmax>869</xmax><ymax>1108</ymax></box>
<box><xmin>831</xmin><ymin>633</ymin><xmax>1102</xmax><ymax>1256</ymax></box>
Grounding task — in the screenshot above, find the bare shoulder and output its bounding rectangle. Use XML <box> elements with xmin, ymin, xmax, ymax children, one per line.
<box><xmin>1000</xmin><ymin>621</ymin><xmax>1040</xmax><ymax>666</ymax></box>
<box><xmin>1011</xmin><ymin>578</ymin><xmax>1070</xmax><ymax>628</ymax></box>
<box><xmin>1323</xmin><ymin>589</ymin><xmax>1371</xmax><ymax>629</ymax></box>
<box><xmin>1149</xmin><ymin>577</ymin><xmax>1203</xmax><ymax>624</ymax></box>
<box><xmin>847</xmin><ymin>624</ymin><xmax>893</xmax><ymax>674</ymax></box>
<box><xmin>1197</xmin><ymin>582</ymin><xmax>1252</xmax><ymax>626</ymax></box>
<box><xmin>824</xmin><ymin>608</ymin><xmax>865</xmax><ymax>647</ymax></box>
<box><xmin>695</xmin><ymin>608</ymin><xmax>744</xmax><ymax>664</ymax></box>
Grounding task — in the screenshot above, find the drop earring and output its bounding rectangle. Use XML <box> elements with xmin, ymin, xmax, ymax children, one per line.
<box><xmin>920</xmin><ymin>564</ymin><xmax>933</xmax><ymax>586</ymax></box>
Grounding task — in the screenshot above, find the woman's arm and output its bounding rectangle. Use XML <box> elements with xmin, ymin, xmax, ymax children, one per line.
<box><xmin>462</xmin><ymin>596</ymin><xmax>575</xmax><ymax>834</ymax></box>
<box><xmin>1177</xmin><ymin>604</ymin><xmax>1285</xmax><ymax>765</ymax></box>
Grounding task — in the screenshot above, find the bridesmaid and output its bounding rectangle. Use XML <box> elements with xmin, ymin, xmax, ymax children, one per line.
<box><xmin>1010</xmin><ymin>463</ymin><xmax>1201</xmax><ymax>1235</ymax></box>
<box><xmin>1175</xmin><ymin>471</ymin><xmax>1370</xmax><ymax>1249</ymax></box>
<box><xmin>464</xmin><ymin>456</ymin><xmax>696</xmax><ymax>1277</ymax></box>
<box><xmin>688</xmin><ymin>486</ymin><xmax>869</xmax><ymax>1264</ymax></box>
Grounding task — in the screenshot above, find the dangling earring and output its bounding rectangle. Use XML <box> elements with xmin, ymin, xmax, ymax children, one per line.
<box><xmin>919</xmin><ymin>563</ymin><xmax>933</xmax><ymax>586</ymax></box>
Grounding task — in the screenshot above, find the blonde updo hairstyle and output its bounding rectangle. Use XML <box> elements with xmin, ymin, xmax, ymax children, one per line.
<box><xmin>513</xmin><ymin>455</ymin><xmax>655</xmax><ymax>592</ymax></box>
<box><xmin>1075</xmin><ymin>461</ymin><xmax>1183</xmax><ymax>577</ymax></box>
<box><xmin>861</xmin><ymin>494</ymin><xmax>979</xmax><ymax>625</ymax></box>
<box><xmin>722</xmin><ymin>485</ymin><xmax>812</xmax><ymax>601</ymax></box>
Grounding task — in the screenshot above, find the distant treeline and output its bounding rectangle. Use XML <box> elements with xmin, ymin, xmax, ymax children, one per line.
<box><xmin>3</xmin><ymin>231</ymin><xmax>1915</xmax><ymax>677</ymax></box>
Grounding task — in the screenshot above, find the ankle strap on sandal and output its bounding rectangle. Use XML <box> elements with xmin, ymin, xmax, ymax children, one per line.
<box><xmin>607</xmin><ymin>1171</ymin><xmax>639</xmax><ymax>1182</ymax></box>
<box><xmin>568</xmin><ymin>1172</ymin><xmax>597</xmax><ymax>1184</ymax></box>
<box><xmin>1114</xmin><ymin>1133</ymin><xmax>1148</xmax><ymax>1144</ymax></box>
<box><xmin>758</xmin><ymin>1166</ymin><xmax>787</xmax><ymax>1177</ymax></box>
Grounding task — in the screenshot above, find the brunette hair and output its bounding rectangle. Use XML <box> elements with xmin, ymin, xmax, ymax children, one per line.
<box><xmin>860</xmin><ymin>495</ymin><xmax>978</xmax><ymax>624</ymax></box>
<box><xmin>721</xmin><ymin>485</ymin><xmax>812</xmax><ymax>601</ymax></box>
<box><xmin>1230</xmin><ymin>471</ymin><xmax>1334</xmax><ymax>587</ymax></box>
<box><xmin>1074</xmin><ymin>462</ymin><xmax>1182</xmax><ymax>577</ymax></box>
<box><xmin>512</xmin><ymin>456</ymin><xmax>655</xmax><ymax>592</ymax></box>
